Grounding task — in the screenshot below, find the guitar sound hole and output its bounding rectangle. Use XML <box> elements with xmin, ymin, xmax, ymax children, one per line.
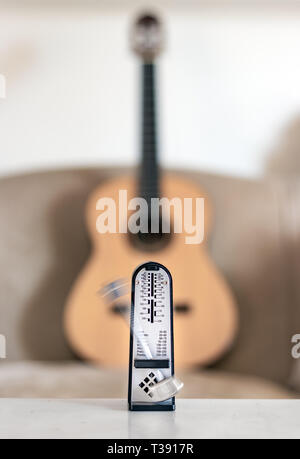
<box><xmin>112</xmin><ymin>304</ymin><xmax>190</xmax><ymax>315</ymax></box>
<box><xmin>174</xmin><ymin>304</ymin><xmax>190</xmax><ymax>314</ymax></box>
<box><xmin>111</xmin><ymin>304</ymin><xmax>129</xmax><ymax>316</ymax></box>
<box><xmin>129</xmin><ymin>218</ymin><xmax>172</xmax><ymax>252</ymax></box>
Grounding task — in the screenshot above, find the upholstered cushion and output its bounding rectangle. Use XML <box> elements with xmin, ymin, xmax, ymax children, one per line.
<box><xmin>0</xmin><ymin>362</ymin><xmax>294</xmax><ymax>399</ymax></box>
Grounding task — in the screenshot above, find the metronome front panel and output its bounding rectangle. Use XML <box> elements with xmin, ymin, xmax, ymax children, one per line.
<box><xmin>129</xmin><ymin>264</ymin><xmax>174</xmax><ymax>405</ymax></box>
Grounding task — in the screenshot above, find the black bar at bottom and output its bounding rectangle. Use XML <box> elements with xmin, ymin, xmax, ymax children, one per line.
<box><xmin>134</xmin><ymin>359</ymin><xmax>170</xmax><ymax>369</ymax></box>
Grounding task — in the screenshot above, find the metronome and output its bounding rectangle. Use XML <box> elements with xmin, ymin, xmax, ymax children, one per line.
<box><xmin>128</xmin><ymin>261</ymin><xmax>183</xmax><ymax>411</ymax></box>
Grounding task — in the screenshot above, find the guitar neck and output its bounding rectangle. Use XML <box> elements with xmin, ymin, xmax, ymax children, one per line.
<box><xmin>140</xmin><ymin>60</ymin><xmax>160</xmax><ymax>206</ymax></box>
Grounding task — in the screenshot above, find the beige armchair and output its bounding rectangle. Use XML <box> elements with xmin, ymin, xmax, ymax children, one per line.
<box><xmin>0</xmin><ymin>167</ymin><xmax>298</xmax><ymax>398</ymax></box>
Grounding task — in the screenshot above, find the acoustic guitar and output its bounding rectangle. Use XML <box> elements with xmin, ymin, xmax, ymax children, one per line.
<box><xmin>64</xmin><ymin>14</ymin><xmax>238</xmax><ymax>368</ymax></box>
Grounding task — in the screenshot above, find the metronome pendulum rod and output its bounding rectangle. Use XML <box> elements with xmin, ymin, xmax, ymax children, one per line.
<box><xmin>131</xmin><ymin>314</ymin><xmax>183</xmax><ymax>403</ymax></box>
<box><xmin>131</xmin><ymin>313</ymin><xmax>165</xmax><ymax>379</ymax></box>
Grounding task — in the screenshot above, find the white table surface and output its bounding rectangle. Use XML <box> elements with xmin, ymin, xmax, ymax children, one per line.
<box><xmin>0</xmin><ymin>398</ymin><xmax>299</xmax><ymax>439</ymax></box>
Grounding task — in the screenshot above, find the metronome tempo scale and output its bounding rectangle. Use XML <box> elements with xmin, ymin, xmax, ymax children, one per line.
<box><xmin>138</xmin><ymin>270</ymin><xmax>166</xmax><ymax>324</ymax></box>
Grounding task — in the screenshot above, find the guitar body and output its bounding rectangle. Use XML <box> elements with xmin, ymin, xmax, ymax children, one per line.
<box><xmin>64</xmin><ymin>173</ymin><xmax>238</xmax><ymax>368</ymax></box>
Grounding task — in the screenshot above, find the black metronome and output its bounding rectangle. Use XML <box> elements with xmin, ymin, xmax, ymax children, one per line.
<box><xmin>128</xmin><ymin>262</ymin><xmax>182</xmax><ymax>411</ymax></box>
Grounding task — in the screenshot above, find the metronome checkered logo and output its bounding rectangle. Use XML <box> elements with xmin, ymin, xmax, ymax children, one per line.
<box><xmin>139</xmin><ymin>372</ymin><xmax>159</xmax><ymax>398</ymax></box>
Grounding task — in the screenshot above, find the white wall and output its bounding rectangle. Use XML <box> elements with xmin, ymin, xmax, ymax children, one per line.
<box><xmin>1</xmin><ymin>1</ymin><xmax>300</xmax><ymax>178</ymax></box>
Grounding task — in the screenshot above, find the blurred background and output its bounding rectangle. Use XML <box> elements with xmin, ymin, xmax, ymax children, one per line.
<box><xmin>2</xmin><ymin>0</ymin><xmax>300</xmax><ymax>177</ymax></box>
<box><xmin>1</xmin><ymin>0</ymin><xmax>300</xmax><ymax>401</ymax></box>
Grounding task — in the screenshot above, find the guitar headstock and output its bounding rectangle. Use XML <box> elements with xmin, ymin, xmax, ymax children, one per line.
<box><xmin>131</xmin><ymin>13</ymin><xmax>163</xmax><ymax>61</ymax></box>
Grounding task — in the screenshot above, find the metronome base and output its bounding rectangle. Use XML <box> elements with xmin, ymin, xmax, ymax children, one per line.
<box><xmin>129</xmin><ymin>398</ymin><xmax>175</xmax><ymax>411</ymax></box>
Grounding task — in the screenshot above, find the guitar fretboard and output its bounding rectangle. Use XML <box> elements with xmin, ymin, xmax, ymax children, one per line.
<box><xmin>140</xmin><ymin>61</ymin><xmax>160</xmax><ymax>209</ymax></box>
